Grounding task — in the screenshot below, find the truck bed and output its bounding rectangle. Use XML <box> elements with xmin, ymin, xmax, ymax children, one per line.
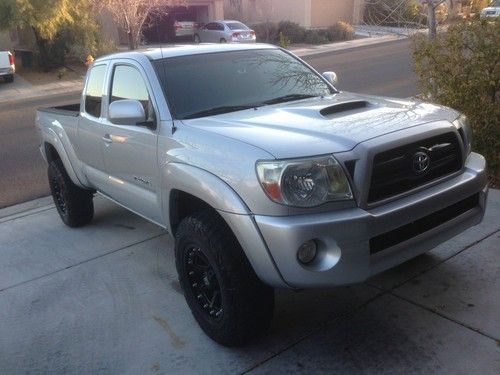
<box><xmin>38</xmin><ymin>103</ymin><xmax>80</xmax><ymax>117</ymax></box>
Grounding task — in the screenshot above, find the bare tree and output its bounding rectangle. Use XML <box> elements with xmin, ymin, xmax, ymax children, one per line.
<box><xmin>95</xmin><ymin>0</ymin><xmax>185</xmax><ymax>50</ymax></box>
<box><xmin>422</xmin><ymin>0</ymin><xmax>446</xmax><ymax>38</ymax></box>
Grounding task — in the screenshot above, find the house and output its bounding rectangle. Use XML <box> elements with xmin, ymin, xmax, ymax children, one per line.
<box><xmin>0</xmin><ymin>0</ymin><xmax>225</xmax><ymax>52</ymax></box>
<box><xmin>224</xmin><ymin>0</ymin><xmax>366</xmax><ymax>28</ymax></box>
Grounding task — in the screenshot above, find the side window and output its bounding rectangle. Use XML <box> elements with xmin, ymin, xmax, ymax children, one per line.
<box><xmin>110</xmin><ymin>65</ymin><xmax>153</xmax><ymax>121</ymax></box>
<box><xmin>206</xmin><ymin>23</ymin><xmax>216</xmax><ymax>30</ymax></box>
<box><xmin>216</xmin><ymin>23</ymin><xmax>224</xmax><ymax>31</ymax></box>
<box><xmin>84</xmin><ymin>65</ymin><xmax>107</xmax><ymax>118</ymax></box>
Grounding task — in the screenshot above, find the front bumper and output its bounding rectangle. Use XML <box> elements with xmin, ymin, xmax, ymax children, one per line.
<box><xmin>254</xmin><ymin>152</ymin><xmax>487</xmax><ymax>288</ymax></box>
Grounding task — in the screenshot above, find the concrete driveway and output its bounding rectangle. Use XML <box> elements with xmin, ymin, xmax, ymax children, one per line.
<box><xmin>0</xmin><ymin>191</ymin><xmax>499</xmax><ymax>374</ymax></box>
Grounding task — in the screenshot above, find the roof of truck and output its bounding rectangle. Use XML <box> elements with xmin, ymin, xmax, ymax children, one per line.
<box><xmin>95</xmin><ymin>43</ymin><xmax>277</xmax><ymax>63</ymax></box>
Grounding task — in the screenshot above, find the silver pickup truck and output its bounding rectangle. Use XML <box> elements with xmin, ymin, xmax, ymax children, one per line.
<box><xmin>36</xmin><ymin>44</ymin><xmax>488</xmax><ymax>346</ymax></box>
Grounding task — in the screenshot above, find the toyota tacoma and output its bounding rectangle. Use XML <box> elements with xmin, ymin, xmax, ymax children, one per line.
<box><xmin>36</xmin><ymin>44</ymin><xmax>488</xmax><ymax>346</ymax></box>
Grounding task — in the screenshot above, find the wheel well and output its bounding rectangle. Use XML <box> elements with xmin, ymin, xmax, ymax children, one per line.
<box><xmin>169</xmin><ymin>190</ymin><xmax>219</xmax><ymax>234</ymax></box>
<box><xmin>44</xmin><ymin>142</ymin><xmax>61</xmax><ymax>163</ymax></box>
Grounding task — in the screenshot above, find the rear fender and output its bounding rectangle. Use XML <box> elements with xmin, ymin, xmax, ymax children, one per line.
<box><xmin>40</xmin><ymin>126</ymin><xmax>90</xmax><ymax>188</ymax></box>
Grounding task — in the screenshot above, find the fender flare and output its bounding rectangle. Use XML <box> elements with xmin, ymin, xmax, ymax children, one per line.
<box><xmin>162</xmin><ymin>162</ymin><xmax>288</xmax><ymax>288</ymax></box>
<box><xmin>41</xmin><ymin>127</ymin><xmax>89</xmax><ymax>188</ymax></box>
<box><xmin>162</xmin><ymin>162</ymin><xmax>251</xmax><ymax>231</ymax></box>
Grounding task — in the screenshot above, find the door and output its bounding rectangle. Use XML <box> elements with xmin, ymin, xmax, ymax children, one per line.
<box><xmin>100</xmin><ymin>62</ymin><xmax>162</xmax><ymax>224</ymax></box>
<box><xmin>202</xmin><ymin>22</ymin><xmax>220</xmax><ymax>42</ymax></box>
<box><xmin>77</xmin><ymin>63</ymin><xmax>109</xmax><ymax>190</ymax></box>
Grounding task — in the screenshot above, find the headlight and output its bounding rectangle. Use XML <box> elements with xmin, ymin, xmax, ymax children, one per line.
<box><xmin>453</xmin><ymin>115</ymin><xmax>472</xmax><ymax>155</ymax></box>
<box><xmin>256</xmin><ymin>155</ymin><xmax>353</xmax><ymax>207</ymax></box>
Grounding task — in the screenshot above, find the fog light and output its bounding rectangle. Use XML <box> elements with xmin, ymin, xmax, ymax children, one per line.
<box><xmin>297</xmin><ymin>240</ymin><xmax>317</xmax><ymax>264</ymax></box>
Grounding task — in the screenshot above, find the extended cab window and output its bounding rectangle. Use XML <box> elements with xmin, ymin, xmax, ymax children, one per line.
<box><xmin>84</xmin><ymin>65</ymin><xmax>107</xmax><ymax>118</ymax></box>
<box><xmin>110</xmin><ymin>65</ymin><xmax>153</xmax><ymax>120</ymax></box>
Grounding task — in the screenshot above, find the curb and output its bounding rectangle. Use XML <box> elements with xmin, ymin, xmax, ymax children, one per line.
<box><xmin>292</xmin><ymin>34</ymin><xmax>406</xmax><ymax>57</ymax></box>
<box><xmin>0</xmin><ymin>86</ymin><xmax>82</xmax><ymax>106</ymax></box>
<box><xmin>0</xmin><ymin>196</ymin><xmax>54</xmax><ymax>223</ymax></box>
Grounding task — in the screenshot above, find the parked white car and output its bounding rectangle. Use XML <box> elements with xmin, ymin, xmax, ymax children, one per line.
<box><xmin>0</xmin><ymin>50</ymin><xmax>15</xmax><ymax>83</ymax></box>
<box><xmin>481</xmin><ymin>0</ymin><xmax>500</xmax><ymax>18</ymax></box>
<box><xmin>194</xmin><ymin>20</ymin><xmax>256</xmax><ymax>43</ymax></box>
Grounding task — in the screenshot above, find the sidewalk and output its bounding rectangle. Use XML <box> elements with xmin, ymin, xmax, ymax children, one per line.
<box><xmin>0</xmin><ymin>75</ymin><xmax>83</xmax><ymax>103</ymax></box>
<box><xmin>0</xmin><ymin>32</ymin><xmax>407</xmax><ymax>105</ymax></box>
<box><xmin>0</xmin><ymin>190</ymin><xmax>498</xmax><ymax>374</ymax></box>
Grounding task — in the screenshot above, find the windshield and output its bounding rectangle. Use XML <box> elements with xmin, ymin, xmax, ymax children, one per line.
<box><xmin>226</xmin><ymin>22</ymin><xmax>249</xmax><ymax>30</ymax></box>
<box><xmin>489</xmin><ymin>0</ymin><xmax>500</xmax><ymax>6</ymax></box>
<box><xmin>158</xmin><ymin>49</ymin><xmax>335</xmax><ymax>119</ymax></box>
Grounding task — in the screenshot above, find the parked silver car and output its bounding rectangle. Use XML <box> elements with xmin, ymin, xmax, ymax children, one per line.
<box><xmin>481</xmin><ymin>0</ymin><xmax>500</xmax><ymax>18</ymax></box>
<box><xmin>194</xmin><ymin>20</ymin><xmax>256</xmax><ymax>43</ymax></box>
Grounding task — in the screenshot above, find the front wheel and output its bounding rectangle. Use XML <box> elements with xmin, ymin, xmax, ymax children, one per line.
<box><xmin>220</xmin><ymin>38</ymin><xmax>227</xmax><ymax>43</ymax></box>
<box><xmin>175</xmin><ymin>210</ymin><xmax>274</xmax><ymax>346</ymax></box>
<box><xmin>48</xmin><ymin>159</ymin><xmax>94</xmax><ymax>227</ymax></box>
<box><xmin>194</xmin><ymin>34</ymin><xmax>201</xmax><ymax>43</ymax></box>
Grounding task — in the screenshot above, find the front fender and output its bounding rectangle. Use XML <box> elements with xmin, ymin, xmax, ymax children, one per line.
<box><xmin>162</xmin><ymin>162</ymin><xmax>288</xmax><ymax>288</ymax></box>
<box><xmin>162</xmin><ymin>162</ymin><xmax>251</xmax><ymax>227</ymax></box>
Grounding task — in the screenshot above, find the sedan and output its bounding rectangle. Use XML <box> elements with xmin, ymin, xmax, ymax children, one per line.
<box><xmin>194</xmin><ymin>20</ymin><xmax>256</xmax><ymax>43</ymax></box>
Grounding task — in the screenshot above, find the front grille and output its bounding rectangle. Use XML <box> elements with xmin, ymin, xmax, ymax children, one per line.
<box><xmin>368</xmin><ymin>132</ymin><xmax>462</xmax><ymax>203</ymax></box>
<box><xmin>370</xmin><ymin>193</ymin><xmax>479</xmax><ymax>254</ymax></box>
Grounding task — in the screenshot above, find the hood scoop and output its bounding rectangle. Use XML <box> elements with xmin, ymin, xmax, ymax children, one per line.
<box><xmin>320</xmin><ymin>101</ymin><xmax>370</xmax><ymax>118</ymax></box>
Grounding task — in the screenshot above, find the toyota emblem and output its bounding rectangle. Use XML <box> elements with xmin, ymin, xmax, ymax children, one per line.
<box><xmin>412</xmin><ymin>151</ymin><xmax>430</xmax><ymax>174</ymax></box>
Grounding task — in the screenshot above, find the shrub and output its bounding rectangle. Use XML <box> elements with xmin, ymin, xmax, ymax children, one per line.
<box><xmin>250</xmin><ymin>22</ymin><xmax>279</xmax><ymax>43</ymax></box>
<box><xmin>56</xmin><ymin>67</ymin><xmax>67</xmax><ymax>80</ymax></box>
<box><xmin>278</xmin><ymin>21</ymin><xmax>305</xmax><ymax>43</ymax></box>
<box><xmin>304</xmin><ymin>29</ymin><xmax>329</xmax><ymax>44</ymax></box>
<box><xmin>278</xmin><ymin>32</ymin><xmax>291</xmax><ymax>49</ymax></box>
<box><xmin>412</xmin><ymin>18</ymin><xmax>500</xmax><ymax>174</ymax></box>
<box><xmin>326</xmin><ymin>21</ymin><xmax>355</xmax><ymax>42</ymax></box>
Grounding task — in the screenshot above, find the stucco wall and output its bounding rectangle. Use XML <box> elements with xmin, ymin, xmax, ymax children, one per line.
<box><xmin>310</xmin><ymin>0</ymin><xmax>364</xmax><ymax>27</ymax></box>
<box><xmin>229</xmin><ymin>0</ymin><xmax>361</xmax><ymax>27</ymax></box>
<box><xmin>239</xmin><ymin>0</ymin><xmax>310</xmax><ymax>26</ymax></box>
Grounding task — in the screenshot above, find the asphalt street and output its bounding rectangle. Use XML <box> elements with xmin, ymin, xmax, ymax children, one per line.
<box><xmin>0</xmin><ymin>93</ymin><xmax>80</xmax><ymax>208</ymax></box>
<box><xmin>0</xmin><ymin>39</ymin><xmax>416</xmax><ymax>208</ymax></box>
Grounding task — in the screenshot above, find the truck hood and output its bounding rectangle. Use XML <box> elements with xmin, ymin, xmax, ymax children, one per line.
<box><xmin>181</xmin><ymin>92</ymin><xmax>459</xmax><ymax>159</ymax></box>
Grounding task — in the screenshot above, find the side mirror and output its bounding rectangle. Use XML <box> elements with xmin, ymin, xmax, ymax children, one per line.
<box><xmin>322</xmin><ymin>71</ymin><xmax>338</xmax><ymax>86</ymax></box>
<box><xmin>109</xmin><ymin>99</ymin><xmax>146</xmax><ymax>126</ymax></box>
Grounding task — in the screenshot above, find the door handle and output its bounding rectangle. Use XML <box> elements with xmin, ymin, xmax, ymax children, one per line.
<box><xmin>102</xmin><ymin>134</ymin><xmax>112</xmax><ymax>144</ymax></box>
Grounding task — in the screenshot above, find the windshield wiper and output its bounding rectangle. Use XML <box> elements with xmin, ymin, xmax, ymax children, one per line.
<box><xmin>262</xmin><ymin>94</ymin><xmax>317</xmax><ymax>105</ymax></box>
<box><xmin>181</xmin><ymin>105</ymin><xmax>256</xmax><ymax>119</ymax></box>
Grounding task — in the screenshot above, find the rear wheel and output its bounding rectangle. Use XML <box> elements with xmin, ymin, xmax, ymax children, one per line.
<box><xmin>220</xmin><ymin>38</ymin><xmax>227</xmax><ymax>43</ymax></box>
<box><xmin>175</xmin><ymin>210</ymin><xmax>274</xmax><ymax>346</ymax></box>
<box><xmin>48</xmin><ymin>159</ymin><xmax>94</xmax><ymax>227</ymax></box>
<box><xmin>4</xmin><ymin>74</ymin><xmax>14</xmax><ymax>83</ymax></box>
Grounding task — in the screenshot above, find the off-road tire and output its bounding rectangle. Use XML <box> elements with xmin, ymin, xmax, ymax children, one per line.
<box><xmin>48</xmin><ymin>159</ymin><xmax>94</xmax><ymax>227</ymax></box>
<box><xmin>175</xmin><ymin>210</ymin><xmax>274</xmax><ymax>346</ymax></box>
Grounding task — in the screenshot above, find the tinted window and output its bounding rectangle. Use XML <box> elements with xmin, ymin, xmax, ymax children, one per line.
<box><xmin>110</xmin><ymin>65</ymin><xmax>153</xmax><ymax>120</ymax></box>
<box><xmin>226</xmin><ymin>22</ymin><xmax>248</xmax><ymax>30</ymax></box>
<box><xmin>159</xmin><ymin>49</ymin><xmax>335</xmax><ymax>119</ymax></box>
<box><xmin>206</xmin><ymin>23</ymin><xmax>217</xmax><ymax>30</ymax></box>
<box><xmin>84</xmin><ymin>65</ymin><xmax>107</xmax><ymax>118</ymax></box>
<box><xmin>216</xmin><ymin>23</ymin><xmax>225</xmax><ymax>31</ymax></box>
